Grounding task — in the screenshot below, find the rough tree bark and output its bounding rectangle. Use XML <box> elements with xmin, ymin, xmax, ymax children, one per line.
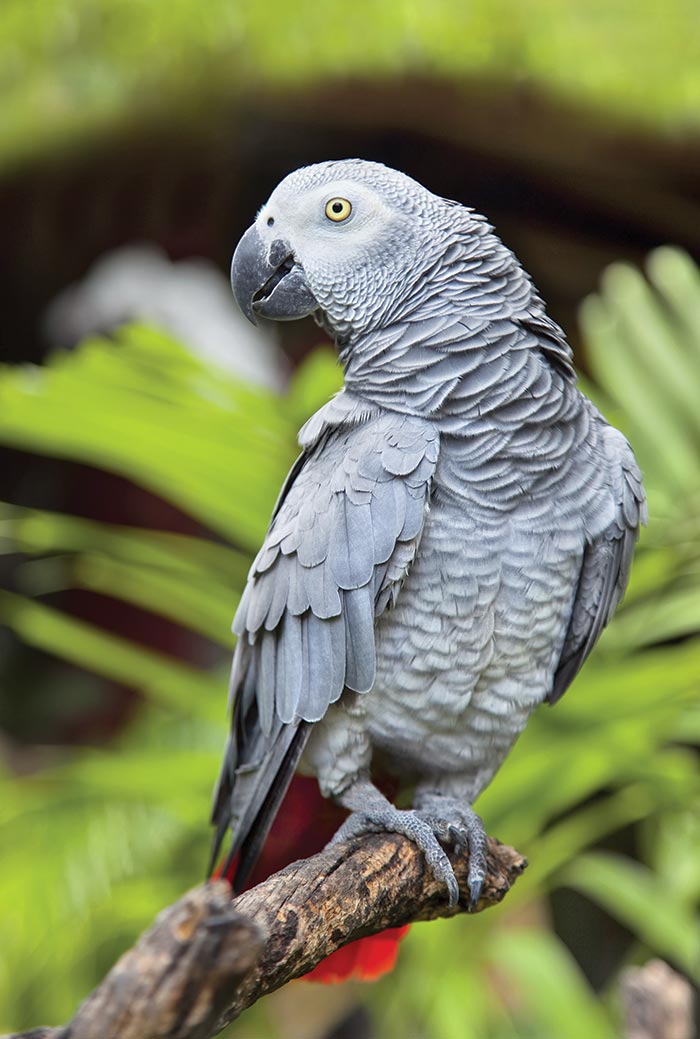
<box><xmin>3</xmin><ymin>832</ymin><xmax>526</xmax><ymax>1039</ymax></box>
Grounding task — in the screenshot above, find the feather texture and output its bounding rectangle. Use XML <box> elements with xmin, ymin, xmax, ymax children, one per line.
<box><xmin>211</xmin><ymin>397</ymin><xmax>439</xmax><ymax>885</ymax></box>
<box><xmin>234</xmin><ymin>403</ymin><xmax>439</xmax><ymax>724</ymax></box>
<box><xmin>548</xmin><ymin>427</ymin><xmax>647</xmax><ymax>703</ymax></box>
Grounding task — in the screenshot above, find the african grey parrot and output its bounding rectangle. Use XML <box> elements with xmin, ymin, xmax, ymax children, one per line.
<box><xmin>210</xmin><ymin>159</ymin><xmax>646</xmax><ymax>907</ymax></box>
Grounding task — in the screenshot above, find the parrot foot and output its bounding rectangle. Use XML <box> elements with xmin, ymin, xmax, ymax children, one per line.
<box><xmin>330</xmin><ymin>806</ymin><xmax>461</xmax><ymax>906</ymax></box>
<box><xmin>411</xmin><ymin>795</ymin><xmax>488</xmax><ymax>911</ymax></box>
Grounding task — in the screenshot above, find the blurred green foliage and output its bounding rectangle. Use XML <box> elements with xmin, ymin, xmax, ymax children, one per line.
<box><xmin>1</xmin><ymin>0</ymin><xmax>700</xmax><ymax>170</ymax></box>
<box><xmin>1</xmin><ymin>248</ymin><xmax>699</xmax><ymax>1035</ymax></box>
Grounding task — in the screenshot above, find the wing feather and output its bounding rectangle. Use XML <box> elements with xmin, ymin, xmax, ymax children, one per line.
<box><xmin>342</xmin><ymin>585</ymin><xmax>377</xmax><ymax>693</ymax></box>
<box><xmin>210</xmin><ymin>404</ymin><xmax>439</xmax><ymax>886</ymax></box>
<box><xmin>548</xmin><ymin>428</ymin><xmax>646</xmax><ymax>704</ymax></box>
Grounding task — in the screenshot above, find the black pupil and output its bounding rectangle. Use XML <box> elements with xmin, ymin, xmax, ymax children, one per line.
<box><xmin>332</xmin><ymin>201</ymin><xmax>343</xmax><ymax>213</ymax></box>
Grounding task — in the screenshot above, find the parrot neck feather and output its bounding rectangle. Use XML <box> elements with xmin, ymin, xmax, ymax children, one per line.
<box><xmin>333</xmin><ymin>229</ymin><xmax>575</xmax><ymax>425</ymax></box>
<box><xmin>340</xmin><ymin>312</ymin><xmax>570</xmax><ymax>430</ymax></box>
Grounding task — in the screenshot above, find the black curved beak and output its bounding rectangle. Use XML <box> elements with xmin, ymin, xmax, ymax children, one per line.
<box><xmin>230</xmin><ymin>225</ymin><xmax>318</xmax><ymax>325</ymax></box>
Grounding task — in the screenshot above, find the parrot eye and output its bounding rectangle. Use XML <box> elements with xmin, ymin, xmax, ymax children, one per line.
<box><xmin>325</xmin><ymin>197</ymin><xmax>352</xmax><ymax>222</ymax></box>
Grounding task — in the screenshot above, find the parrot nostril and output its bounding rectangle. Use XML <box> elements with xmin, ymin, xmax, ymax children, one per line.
<box><xmin>267</xmin><ymin>216</ymin><xmax>275</xmax><ymax>227</ymax></box>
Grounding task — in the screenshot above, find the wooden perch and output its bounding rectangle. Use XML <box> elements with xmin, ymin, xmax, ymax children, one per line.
<box><xmin>4</xmin><ymin>832</ymin><xmax>526</xmax><ymax>1039</ymax></box>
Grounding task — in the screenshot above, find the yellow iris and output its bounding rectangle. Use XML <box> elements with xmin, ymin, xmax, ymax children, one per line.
<box><xmin>325</xmin><ymin>197</ymin><xmax>352</xmax><ymax>222</ymax></box>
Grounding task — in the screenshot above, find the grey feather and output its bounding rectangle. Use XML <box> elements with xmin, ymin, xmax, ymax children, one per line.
<box><xmin>302</xmin><ymin>613</ymin><xmax>340</xmax><ymax>720</ymax></box>
<box><xmin>257</xmin><ymin>630</ymin><xmax>277</xmax><ymax>735</ymax></box>
<box><xmin>548</xmin><ymin>428</ymin><xmax>645</xmax><ymax>704</ymax></box>
<box><xmin>232</xmin><ymin>407</ymin><xmax>439</xmax><ymax>729</ymax></box>
<box><xmin>276</xmin><ymin>612</ymin><xmax>303</xmax><ymax>723</ymax></box>
<box><xmin>221</xmin><ymin>719</ymin><xmax>311</xmax><ymax>889</ymax></box>
<box><xmin>329</xmin><ymin>499</ymin><xmax>375</xmax><ymax>589</ymax></box>
<box><xmin>343</xmin><ymin>585</ymin><xmax>377</xmax><ymax>693</ymax></box>
<box><xmin>264</xmin><ymin>555</ymin><xmax>292</xmax><ymax>630</ymax></box>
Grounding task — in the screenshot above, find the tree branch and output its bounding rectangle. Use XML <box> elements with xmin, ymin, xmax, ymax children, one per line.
<box><xmin>4</xmin><ymin>833</ymin><xmax>526</xmax><ymax>1039</ymax></box>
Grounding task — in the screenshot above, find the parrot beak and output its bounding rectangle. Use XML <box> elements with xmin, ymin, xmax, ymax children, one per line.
<box><xmin>230</xmin><ymin>225</ymin><xmax>318</xmax><ymax>325</ymax></box>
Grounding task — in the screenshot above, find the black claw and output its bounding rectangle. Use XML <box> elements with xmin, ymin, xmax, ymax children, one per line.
<box><xmin>467</xmin><ymin>876</ymin><xmax>484</xmax><ymax>912</ymax></box>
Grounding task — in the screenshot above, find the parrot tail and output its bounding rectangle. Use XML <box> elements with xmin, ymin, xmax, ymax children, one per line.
<box><xmin>211</xmin><ymin>775</ymin><xmax>411</xmax><ymax>983</ymax></box>
<box><xmin>212</xmin><ymin>853</ymin><xmax>410</xmax><ymax>983</ymax></box>
<box><xmin>302</xmin><ymin>927</ymin><xmax>410</xmax><ymax>983</ymax></box>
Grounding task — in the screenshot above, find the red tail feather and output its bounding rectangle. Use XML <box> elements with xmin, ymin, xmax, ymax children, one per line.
<box><xmin>212</xmin><ymin>775</ymin><xmax>409</xmax><ymax>982</ymax></box>
<box><xmin>303</xmin><ymin>927</ymin><xmax>410</xmax><ymax>983</ymax></box>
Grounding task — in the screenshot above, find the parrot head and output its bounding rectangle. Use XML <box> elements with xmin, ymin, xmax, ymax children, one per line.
<box><xmin>230</xmin><ymin>159</ymin><xmax>469</xmax><ymax>339</ymax></box>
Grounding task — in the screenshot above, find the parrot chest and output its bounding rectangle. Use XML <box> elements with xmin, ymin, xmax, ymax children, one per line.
<box><xmin>365</xmin><ymin>487</ymin><xmax>582</xmax><ymax>779</ymax></box>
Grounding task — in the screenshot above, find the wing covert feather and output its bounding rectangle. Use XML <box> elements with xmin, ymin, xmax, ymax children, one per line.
<box><xmin>233</xmin><ymin>408</ymin><xmax>439</xmax><ymax>727</ymax></box>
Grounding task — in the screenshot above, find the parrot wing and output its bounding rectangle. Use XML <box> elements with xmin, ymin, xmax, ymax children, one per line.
<box><xmin>210</xmin><ymin>406</ymin><xmax>440</xmax><ymax>886</ymax></box>
<box><xmin>548</xmin><ymin>427</ymin><xmax>647</xmax><ymax>704</ymax></box>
